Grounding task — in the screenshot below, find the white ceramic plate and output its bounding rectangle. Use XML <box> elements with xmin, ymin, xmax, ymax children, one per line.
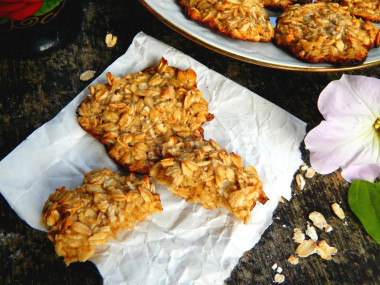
<box><xmin>139</xmin><ymin>0</ymin><xmax>380</xmax><ymax>71</ymax></box>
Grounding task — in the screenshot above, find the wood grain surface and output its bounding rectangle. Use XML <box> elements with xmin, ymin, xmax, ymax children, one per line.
<box><xmin>0</xmin><ymin>0</ymin><xmax>379</xmax><ymax>284</ymax></box>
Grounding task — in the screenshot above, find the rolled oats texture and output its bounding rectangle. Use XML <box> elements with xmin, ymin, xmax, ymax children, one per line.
<box><xmin>0</xmin><ymin>32</ymin><xmax>307</xmax><ymax>285</ymax></box>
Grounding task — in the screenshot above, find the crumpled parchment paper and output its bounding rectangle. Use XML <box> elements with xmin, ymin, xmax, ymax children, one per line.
<box><xmin>0</xmin><ymin>32</ymin><xmax>306</xmax><ymax>284</ymax></box>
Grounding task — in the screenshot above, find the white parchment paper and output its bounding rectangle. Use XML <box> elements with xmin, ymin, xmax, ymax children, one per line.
<box><xmin>0</xmin><ymin>32</ymin><xmax>306</xmax><ymax>285</ymax></box>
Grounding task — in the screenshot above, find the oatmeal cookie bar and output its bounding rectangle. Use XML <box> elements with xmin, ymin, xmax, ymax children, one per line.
<box><xmin>274</xmin><ymin>2</ymin><xmax>380</xmax><ymax>65</ymax></box>
<box><xmin>77</xmin><ymin>58</ymin><xmax>214</xmax><ymax>173</ymax></box>
<box><xmin>41</xmin><ymin>168</ymin><xmax>162</xmax><ymax>265</ymax></box>
<box><xmin>150</xmin><ymin>137</ymin><xmax>268</xmax><ymax>224</ymax></box>
<box><xmin>179</xmin><ymin>0</ymin><xmax>274</xmax><ymax>42</ymax></box>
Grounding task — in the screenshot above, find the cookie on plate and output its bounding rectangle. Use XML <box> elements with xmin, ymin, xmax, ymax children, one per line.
<box><xmin>41</xmin><ymin>168</ymin><xmax>162</xmax><ymax>265</ymax></box>
<box><xmin>261</xmin><ymin>0</ymin><xmax>310</xmax><ymax>10</ymax></box>
<box><xmin>77</xmin><ymin>58</ymin><xmax>214</xmax><ymax>173</ymax></box>
<box><xmin>149</xmin><ymin>137</ymin><xmax>268</xmax><ymax>224</ymax></box>
<box><xmin>179</xmin><ymin>0</ymin><xmax>274</xmax><ymax>42</ymax></box>
<box><xmin>340</xmin><ymin>0</ymin><xmax>380</xmax><ymax>23</ymax></box>
<box><xmin>274</xmin><ymin>2</ymin><xmax>380</xmax><ymax>65</ymax></box>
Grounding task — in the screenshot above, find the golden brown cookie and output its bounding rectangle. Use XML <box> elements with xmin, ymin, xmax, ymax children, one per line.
<box><xmin>340</xmin><ymin>0</ymin><xmax>380</xmax><ymax>23</ymax></box>
<box><xmin>179</xmin><ymin>0</ymin><xmax>274</xmax><ymax>42</ymax></box>
<box><xmin>149</xmin><ymin>137</ymin><xmax>268</xmax><ymax>224</ymax></box>
<box><xmin>77</xmin><ymin>58</ymin><xmax>214</xmax><ymax>173</ymax></box>
<box><xmin>41</xmin><ymin>168</ymin><xmax>162</xmax><ymax>265</ymax></box>
<box><xmin>274</xmin><ymin>3</ymin><xmax>380</xmax><ymax>65</ymax></box>
<box><xmin>314</xmin><ymin>0</ymin><xmax>340</xmax><ymax>2</ymax></box>
<box><xmin>261</xmin><ymin>0</ymin><xmax>310</xmax><ymax>10</ymax></box>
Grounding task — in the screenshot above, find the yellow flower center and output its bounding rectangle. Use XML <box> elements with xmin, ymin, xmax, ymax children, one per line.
<box><xmin>374</xmin><ymin>118</ymin><xmax>380</xmax><ymax>135</ymax></box>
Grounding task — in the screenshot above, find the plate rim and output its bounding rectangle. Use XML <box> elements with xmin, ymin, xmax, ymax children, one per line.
<box><xmin>139</xmin><ymin>0</ymin><xmax>380</xmax><ymax>72</ymax></box>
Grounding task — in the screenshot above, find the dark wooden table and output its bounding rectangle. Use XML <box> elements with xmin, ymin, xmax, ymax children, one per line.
<box><xmin>1</xmin><ymin>0</ymin><xmax>379</xmax><ymax>284</ymax></box>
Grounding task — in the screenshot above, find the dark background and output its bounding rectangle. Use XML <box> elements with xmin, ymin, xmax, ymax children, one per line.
<box><xmin>0</xmin><ymin>0</ymin><xmax>379</xmax><ymax>284</ymax></box>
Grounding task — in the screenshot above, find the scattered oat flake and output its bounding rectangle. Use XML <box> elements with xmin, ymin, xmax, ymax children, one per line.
<box><xmin>305</xmin><ymin>167</ymin><xmax>316</xmax><ymax>178</ymax></box>
<box><xmin>279</xmin><ymin>197</ymin><xmax>287</xmax><ymax>203</ymax></box>
<box><xmin>324</xmin><ymin>224</ymin><xmax>333</xmax><ymax>233</ymax></box>
<box><xmin>316</xmin><ymin>240</ymin><xmax>337</xmax><ymax>260</ymax></box>
<box><xmin>105</xmin><ymin>33</ymin><xmax>118</xmax><ymax>47</ymax></box>
<box><xmin>309</xmin><ymin>211</ymin><xmax>328</xmax><ymax>230</ymax></box>
<box><xmin>276</xmin><ymin>266</ymin><xmax>283</xmax><ymax>273</ymax></box>
<box><xmin>306</xmin><ymin>223</ymin><xmax>318</xmax><ymax>241</ymax></box>
<box><xmin>343</xmin><ymin>221</ymin><xmax>348</xmax><ymax>226</ymax></box>
<box><xmin>295</xmin><ymin>239</ymin><xmax>317</xmax><ymax>257</ymax></box>
<box><xmin>287</xmin><ymin>255</ymin><xmax>299</xmax><ymax>265</ymax></box>
<box><xmin>271</xmin><ymin>263</ymin><xmax>278</xmax><ymax>270</ymax></box>
<box><xmin>296</xmin><ymin>173</ymin><xmax>305</xmax><ymax>190</ymax></box>
<box><xmin>293</xmin><ymin>228</ymin><xmax>305</xmax><ymax>244</ymax></box>
<box><xmin>300</xmin><ymin>163</ymin><xmax>309</xmax><ymax>171</ymax></box>
<box><xmin>80</xmin><ymin>70</ymin><xmax>96</xmax><ymax>81</ymax></box>
<box><xmin>331</xmin><ymin>203</ymin><xmax>345</xmax><ymax>219</ymax></box>
<box><xmin>273</xmin><ymin>273</ymin><xmax>285</xmax><ymax>283</ymax></box>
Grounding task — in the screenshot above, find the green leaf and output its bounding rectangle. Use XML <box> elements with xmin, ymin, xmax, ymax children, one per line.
<box><xmin>34</xmin><ymin>0</ymin><xmax>63</xmax><ymax>17</ymax></box>
<box><xmin>0</xmin><ymin>17</ymin><xmax>9</xmax><ymax>25</ymax></box>
<box><xmin>348</xmin><ymin>180</ymin><xmax>380</xmax><ymax>244</ymax></box>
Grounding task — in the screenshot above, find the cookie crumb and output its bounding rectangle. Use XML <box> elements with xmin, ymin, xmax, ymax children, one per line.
<box><xmin>295</xmin><ymin>239</ymin><xmax>317</xmax><ymax>257</ymax></box>
<box><xmin>324</xmin><ymin>224</ymin><xmax>333</xmax><ymax>233</ymax></box>
<box><xmin>287</xmin><ymin>255</ymin><xmax>299</xmax><ymax>265</ymax></box>
<box><xmin>306</xmin><ymin>223</ymin><xmax>318</xmax><ymax>241</ymax></box>
<box><xmin>292</xmin><ymin>228</ymin><xmax>305</xmax><ymax>244</ymax></box>
<box><xmin>316</xmin><ymin>240</ymin><xmax>338</xmax><ymax>260</ymax></box>
<box><xmin>273</xmin><ymin>273</ymin><xmax>285</xmax><ymax>283</ymax></box>
<box><xmin>309</xmin><ymin>211</ymin><xmax>329</xmax><ymax>230</ymax></box>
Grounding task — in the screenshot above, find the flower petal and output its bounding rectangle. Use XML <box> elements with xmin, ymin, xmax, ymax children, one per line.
<box><xmin>341</xmin><ymin>163</ymin><xmax>380</xmax><ymax>183</ymax></box>
<box><xmin>304</xmin><ymin>119</ymin><xmax>380</xmax><ymax>174</ymax></box>
<box><xmin>305</xmin><ymin>75</ymin><xmax>380</xmax><ymax>181</ymax></box>
<box><xmin>318</xmin><ymin>75</ymin><xmax>380</xmax><ymax>121</ymax></box>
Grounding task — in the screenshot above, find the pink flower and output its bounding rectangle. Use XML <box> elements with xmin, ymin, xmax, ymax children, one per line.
<box><xmin>304</xmin><ymin>75</ymin><xmax>380</xmax><ymax>182</ymax></box>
